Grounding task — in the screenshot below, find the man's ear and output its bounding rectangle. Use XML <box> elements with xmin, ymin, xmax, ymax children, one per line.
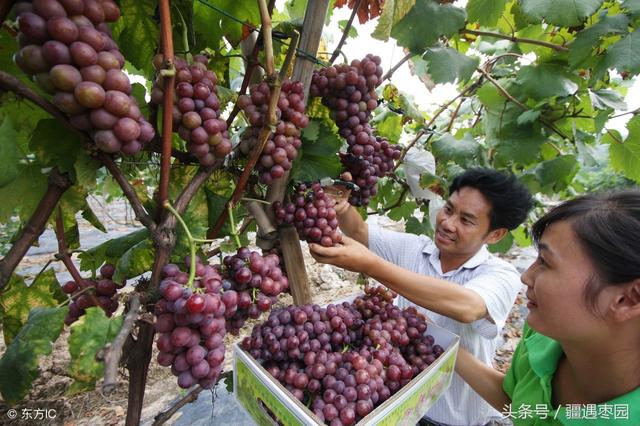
<box><xmin>607</xmin><ymin>279</ymin><xmax>640</xmax><ymax>323</ymax></box>
<box><xmin>485</xmin><ymin>228</ymin><xmax>508</xmax><ymax>245</ymax></box>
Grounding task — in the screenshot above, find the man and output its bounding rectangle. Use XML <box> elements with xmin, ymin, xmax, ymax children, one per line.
<box><xmin>309</xmin><ymin>168</ymin><xmax>533</xmax><ymax>426</ymax></box>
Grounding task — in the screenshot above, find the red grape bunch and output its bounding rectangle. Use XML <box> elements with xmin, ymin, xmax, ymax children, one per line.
<box><xmin>242</xmin><ymin>287</ymin><xmax>445</xmax><ymax>425</ymax></box>
<box><xmin>273</xmin><ymin>182</ymin><xmax>342</xmax><ymax>247</ymax></box>
<box><xmin>13</xmin><ymin>0</ymin><xmax>155</xmax><ymax>155</ymax></box>
<box><xmin>220</xmin><ymin>247</ymin><xmax>290</xmax><ymax>334</ymax></box>
<box><xmin>237</xmin><ymin>80</ymin><xmax>310</xmax><ymax>184</ymax></box>
<box><xmin>150</xmin><ymin>54</ymin><xmax>231</xmax><ymax>166</ymax></box>
<box><xmin>154</xmin><ymin>258</ymin><xmax>229</xmax><ymax>389</ymax></box>
<box><xmin>62</xmin><ymin>263</ymin><xmax>121</xmax><ymax>325</ymax></box>
<box><xmin>341</xmin><ymin>136</ymin><xmax>402</xmax><ymax>206</ymax></box>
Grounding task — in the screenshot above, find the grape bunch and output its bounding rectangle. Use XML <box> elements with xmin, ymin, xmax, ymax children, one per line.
<box><xmin>237</xmin><ymin>80</ymin><xmax>309</xmax><ymax>184</ymax></box>
<box><xmin>220</xmin><ymin>247</ymin><xmax>290</xmax><ymax>334</ymax></box>
<box><xmin>154</xmin><ymin>258</ymin><xmax>228</xmax><ymax>389</ymax></box>
<box><xmin>273</xmin><ymin>182</ymin><xmax>342</xmax><ymax>247</ymax></box>
<box><xmin>13</xmin><ymin>0</ymin><xmax>155</xmax><ymax>155</ymax></box>
<box><xmin>340</xmin><ymin>136</ymin><xmax>402</xmax><ymax>206</ymax></box>
<box><xmin>62</xmin><ymin>263</ymin><xmax>120</xmax><ymax>325</ymax></box>
<box><xmin>242</xmin><ymin>287</ymin><xmax>445</xmax><ymax>425</ymax></box>
<box><xmin>150</xmin><ymin>54</ymin><xmax>231</xmax><ymax>166</ymax></box>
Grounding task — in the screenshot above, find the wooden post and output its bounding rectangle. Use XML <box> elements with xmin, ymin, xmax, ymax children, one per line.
<box><xmin>267</xmin><ymin>0</ymin><xmax>330</xmax><ymax>305</ymax></box>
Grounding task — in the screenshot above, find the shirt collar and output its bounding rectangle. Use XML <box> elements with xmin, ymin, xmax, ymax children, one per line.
<box><xmin>423</xmin><ymin>240</ymin><xmax>491</xmax><ymax>274</ymax></box>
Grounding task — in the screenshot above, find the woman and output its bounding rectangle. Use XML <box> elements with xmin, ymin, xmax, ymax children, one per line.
<box><xmin>455</xmin><ymin>191</ymin><xmax>640</xmax><ymax>425</ymax></box>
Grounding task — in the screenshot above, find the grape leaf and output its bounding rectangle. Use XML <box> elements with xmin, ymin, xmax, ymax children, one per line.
<box><xmin>390</xmin><ymin>0</ymin><xmax>466</xmax><ymax>54</ymax></box>
<box><xmin>517</xmin><ymin>109</ymin><xmax>542</xmax><ymax>126</ymax></box>
<box><xmin>113</xmin><ymin>239</ymin><xmax>155</xmax><ymax>282</ymax></box>
<box><xmin>372</xmin><ymin>0</ymin><xmax>416</xmax><ymax>41</ymax></box>
<box><xmin>589</xmin><ymin>89</ymin><xmax>627</xmax><ymax>111</ymax></box>
<box><xmin>291</xmin><ymin>121</ymin><xmax>342</xmax><ymax>181</ymax></box>
<box><xmin>432</xmin><ymin>132</ymin><xmax>483</xmax><ymax>167</ymax></box>
<box><xmin>609</xmin><ymin>116</ymin><xmax>640</xmax><ymax>183</ymax></box>
<box><xmin>0</xmin><ymin>270</ymin><xmax>65</xmax><ymax>345</ymax></box>
<box><xmin>79</xmin><ymin>229</ymin><xmax>150</xmax><ymax>272</ymax></box>
<box><xmin>520</xmin><ymin>0</ymin><xmax>603</xmax><ymax>27</ymax></box>
<box><xmin>371</xmin><ymin>110</ymin><xmax>403</xmax><ymax>142</ymax></box>
<box><xmin>422</xmin><ymin>46</ymin><xmax>479</xmax><ymax>84</ymax></box>
<box><xmin>0</xmin><ymin>118</ymin><xmax>20</xmax><ymax>187</ymax></box>
<box><xmin>488</xmin><ymin>232</ymin><xmax>514</xmax><ymax>253</ymax></box>
<box><xmin>111</xmin><ymin>0</ymin><xmax>159</xmax><ymax>77</ymax></box>
<box><xmin>466</xmin><ymin>0</ymin><xmax>508</xmax><ymax>27</ymax></box>
<box><xmin>604</xmin><ymin>29</ymin><xmax>640</xmax><ymax>75</ymax></box>
<box><xmin>67</xmin><ymin>307</ymin><xmax>123</xmax><ymax>394</ymax></box>
<box><xmin>621</xmin><ymin>0</ymin><xmax>640</xmax><ymax>16</ymax></box>
<box><xmin>29</xmin><ymin>119</ymin><xmax>83</xmax><ymax>175</ymax></box>
<box><xmin>0</xmin><ymin>165</ymin><xmax>47</xmax><ymax>223</ymax></box>
<box><xmin>568</xmin><ymin>14</ymin><xmax>629</xmax><ymax>69</ymax></box>
<box><xmin>0</xmin><ymin>307</ymin><xmax>67</xmax><ymax>404</ymax></box>
<box><xmin>516</xmin><ymin>64</ymin><xmax>579</xmax><ymax>99</ymax></box>
<box><xmin>532</xmin><ymin>155</ymin><xmax>579</xmax><ymax>193</ymax></box>
<box><xmin>405</xmin><ymin>216</ymin><xmax>433</xmax><ymax>237</ymax></box>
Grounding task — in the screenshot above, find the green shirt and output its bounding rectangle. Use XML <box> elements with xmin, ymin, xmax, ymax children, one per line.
<box><xmin>502</xmin><ymin>323</ymin><xmax>639</xmax><ymax>425</ymax></box>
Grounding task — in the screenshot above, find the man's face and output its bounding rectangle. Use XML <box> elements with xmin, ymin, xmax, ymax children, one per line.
<box><xmin>434</xmin><ymin>187</ymin><xmax>494</xmax><ymax>259</ymax></box>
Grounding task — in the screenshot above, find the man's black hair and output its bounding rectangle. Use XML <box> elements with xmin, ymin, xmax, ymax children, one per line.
<box><xmin>448</xmin><ymin>168</ymin><xmax>533</xmax><ymax>231</ymax></box>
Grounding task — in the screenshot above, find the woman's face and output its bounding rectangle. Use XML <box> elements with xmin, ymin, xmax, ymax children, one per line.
<box><xmin>521</xmin><ymin>220</ymin><xmax>605</xmax><ymax>341</ymax></box>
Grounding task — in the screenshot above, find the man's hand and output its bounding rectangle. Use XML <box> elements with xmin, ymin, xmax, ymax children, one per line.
<box><xmin>309</xmin><ymin>236</ymin><xmax>377</xmax><ymax>273</ymax></box>
<box><xmin>323</xmin><ymin>172</ymin><xmax>353</xmax><ymax>216</ymax></box>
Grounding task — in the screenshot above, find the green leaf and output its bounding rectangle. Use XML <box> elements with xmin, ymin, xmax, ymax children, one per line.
<box><xmin>488</xmin><ymin>232</ymin><xmax>514</xmax><ymax>253</ymax></box>
<box><xmin>390</xmin><ymin>0</ymin><xmax>466</xmax><ymax>54</ymax></box>
<box><xmin>0</xmin><ymin>270</ymin><xmax>64</xmax><ymax>345</ymax></box>
<box><xmin>421</xmin><ymin>46</ymin><xmax>479</xmax><ymax>84</ymax></box>
<box><xmin>29</xmin><ymin>119</ymin><xmax>83</xmax><ymax>174</ymax></box>
<box><xmin>569</xmin><ymin>14</ymin><xmax>629</xmax><ymax>69</ymax></box>
<box><xmin>388</xmin><ymin>200</ymin><xmax>417</xmax><ymax>222</ymax></box>
<box><xmin>81</xmin><ymin>203</ymin><xmax>107</xmax><ymax>233</ymax></box>
<box><xmin>79</xmin><ymin>229</ymin><xmax>150</xmax><ymax>273</ymax></box>
<box><xmin>73</xmin><ymin>151</ymin><xmax>101</xmax><ymax>189</ymax></box>
<box><xmin>111</xmin><ymin>0</ymin><xmax>159</xmax><ymax>77</ymax></box>
<box><xmin>338</xmin><ymin>20</ymin><xmax>358</xmax><ymax>37</ymax></box>
<box><xmin>532</xmin><ymin>155</ymin><xmax>580</xmax><ymax>193</ymax></box>
<box><xmin>372</xmin><ymin>0</ymin><xmax>416</xmax><ymax>41</ymax></box>
<box><xmin>0</xmin><ymin>118</ymin><xmax>20</xmax><ymax>187</ymax></box>
<box><xmin>466</xmin><ymin>0</ymin><xmax>508</xmax><ymax>26</ymax></box>
<box><xmin>622</xmin><ymin>0</ymin><xmax>640</xmax><ymax>16</ymax></box>
<box><xmin>604</xmin><ymin>29</ymin><xmax>640</xmax><ymax>75</ymax></box>
<box><xmin>371</xmin><ymin>110</ymin><xmax>403</xmax><ymax>142</ymax></box>
<box><xmin>517</xmin><ymin>64</ymin><xmax>579</xmax><ymax>99</ymax></box>
<box><xmin>405</xmin><ymin>216</ymin><xmax>434</xmax><ymax>237</ymax></box>
<box><xmin>192</xmin><ymin>1</ymin><xmax>224</xmax><ymax>52</ymax></box>
<box><xmin>291</xmin><ymin>121</ymin><xmax>342</xmax><ymax>181</ymax></box>
<box><xmin>301</xmin><ymin>120</ymin><xmax>320</xmax><ymax>141</ymax></box>
<box><xmin>113</xmin><ymin>239</ymin><xmax>155</xmax><ymax>282</ymax></box>
<box><xmin>589</xmin><ymin>89</ymin><xmax>627</xmax><ymax>111</ymax></box>
<box><xmin>0</xmin><ymin>307</ymin><xmax>67</xmax><ymax>404</ymax></box>
<box><xmin>520</xmin><ymin>0</ymin><xmax>603</xmax><ymax>27</ymax></box>
<box><xmin>517</xmin><ymin>109</ymin><xmax>542</xmax><ymax>126</ymax></box>
<box><xmin>432</xmin><ymin>132</ymin><xmax>483</xmax><ymax>167</ymax></box>
<box><xmin>0</xmin><ymin>165</ymin><xmax>47</xmax><ymax>223</ymax></box>
<box><xmin>609</xmin><ymin>116</ymin><xmax>640</xmax><ymax>183</ymax></box>
<box><xmin>67</xmin><ymin>307</ymin><xmax>123</xmax><ymax>394</ymax></box>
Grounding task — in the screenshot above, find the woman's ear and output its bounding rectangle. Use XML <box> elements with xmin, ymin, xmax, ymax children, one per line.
<box><xmin>485</xmin><ymin>228</ymin><xmax>508</xmax><ymax>245</ymax></box>
<box><xmin>607</xmin><ymin>279</ymin><xmax>640</xmax><ymax>323</ymax></box>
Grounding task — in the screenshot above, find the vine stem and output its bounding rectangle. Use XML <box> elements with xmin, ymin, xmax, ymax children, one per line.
<box><xmin>227</xmin><ymin>205</ymin><xmax>242</xmax><ymax>248</ymax></box>
<box><xmin>460</xmin><ymin>28</ymin><xmax>569</xmax><ymax>52</ymax></box>
<box><xmin>163</xmin><ymin>202</ymin><xmax>197</xmax><ymax>287</ymax></box>
<box><xmin>329</xmin><ymin>0</ymin><xmax>363</xmax><ymax>64</ymax></box>
<box><xmin>101</xmin><ymin>294</ymin><xmax>140</xmax><ymax>394</ymax></box>
<box><xmin>158</xmin><ymin>0</ymin><xmax>176</xmax><ymax>208</ymax></box>
<box><xmin>382</xmin><ymin>51</ymin><xmax>413</xmax><ymax>82</ymax></box>
<box><xmin>258</xmin><ymin>0</ymin><xmax>275</xmax><ymax>76</ymax></box>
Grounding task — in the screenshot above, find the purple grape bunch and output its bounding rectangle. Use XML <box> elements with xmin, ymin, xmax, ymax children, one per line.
<box><xmin>150</xmin><ymin>54</ymin><xmax>231</xmax><ymax>166</ymax></box>
<box><xmin>273</xmin><ymin>182</ymin><xmax>342</xmax><ymax>247</ymax></box>
<box><xmin>243</xmin><ymin>286</ymin><xmax>445</xmax><ymax>425</ymax></box>
<box><xmin>237</xmin><ymin>79</ymin><xmax>310</xmax><ymax>184</ymax></box>
<box><xmin>62</xmin><ymin>263</ymin><xmax>121</xmax><ymax>325</ymax></box>
<box><xmin>14</xmin><ymin>0</ymin><xmax>155</xmax><ymax>155</ymax></box>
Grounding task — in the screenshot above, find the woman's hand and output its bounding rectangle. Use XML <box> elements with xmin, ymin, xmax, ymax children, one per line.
<box><xmin>309</xmin><ymin>236</ymin><xmax>376</xmax><ymax>273</ymax></box>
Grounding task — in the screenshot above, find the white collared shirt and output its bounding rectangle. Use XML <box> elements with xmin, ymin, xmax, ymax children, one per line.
<box><xmin>368</xmin><ymin>224</ymin><xmax>523</xmax><ymax>426</ymax></box>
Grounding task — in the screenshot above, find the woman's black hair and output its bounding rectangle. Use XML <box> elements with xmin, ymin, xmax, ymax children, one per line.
<box><xmin>449</xmin><ymin>168</ymin><xmax>533</xmax><ymax>231</ymax></box>
<box><xmin>531</xmin><ymin>191</ymin><xmax>640</xmax><ymax>311</ymax></box>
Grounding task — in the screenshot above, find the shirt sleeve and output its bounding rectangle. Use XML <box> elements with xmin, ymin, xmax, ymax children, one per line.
<box><xmin>367</xmin><ymin>224</ymin><xmax>428</xmax><ymax>270</ymax></box>
<box><xmin>464</xmin><ymin>263</ymin><xmax>523</xmax><ymax>339</ymax></box>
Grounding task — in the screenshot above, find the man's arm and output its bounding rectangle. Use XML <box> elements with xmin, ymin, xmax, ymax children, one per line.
<box><xmin>309</xmin><ymin>237</ymin><xmax>488</xmax><ymax>323</ymax></box>
<box><xmin>455</xmin><ymin>347</ymin><xmax>511</xmax><ymax>412</ymax></box>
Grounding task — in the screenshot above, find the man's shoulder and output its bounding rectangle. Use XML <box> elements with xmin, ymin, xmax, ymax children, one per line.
<box><xmin>475</xmin><ymin>251</ymin><xmax>520</xmax><ymax>275</ymax></box>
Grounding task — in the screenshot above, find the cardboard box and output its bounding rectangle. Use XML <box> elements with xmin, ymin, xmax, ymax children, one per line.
<box><xmin>234</xmin><ymin>315</ymin><xmax>460</xmax><ymax>426</ymax></box>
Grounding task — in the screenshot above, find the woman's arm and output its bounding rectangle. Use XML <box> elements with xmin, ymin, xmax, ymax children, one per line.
<box><xmin>455</xmin><ymin>347</ymin><xmax>511</xmax><ymax>412</ymax></box>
